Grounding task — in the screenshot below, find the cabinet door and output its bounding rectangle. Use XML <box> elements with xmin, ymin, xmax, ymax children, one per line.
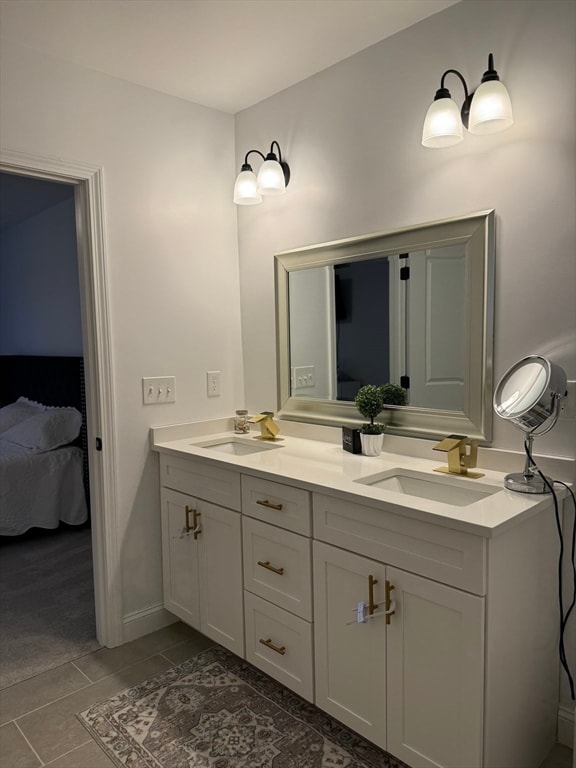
<box><xmin>160</xmin><ymin>488</ymin><xmax>200</xmax><ymax>629</ymax></box>
<box><xmin>313</xmin><ymin>541</ymin><xmax>387</xmax><ymax>750</ymax></box>
<box><xmin>386</xmin><ymin>567</ymin><xmax>484</xmax><ymax>768</ymax></box>
<box><xmin>197</xmin><ymin>500</ymin><xmax>244</xmax><ymax>657</ymax></box>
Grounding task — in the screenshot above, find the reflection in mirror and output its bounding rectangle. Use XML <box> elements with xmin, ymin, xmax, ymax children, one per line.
<box><xmin>276</xmin><ymin>211</ymin><xmax>495</xmax><ymax>442</ymax></box>
<box><xmin>289</xmin><ymin>243</ymin><xmax>467</xmax><ymax>410</ymax></box>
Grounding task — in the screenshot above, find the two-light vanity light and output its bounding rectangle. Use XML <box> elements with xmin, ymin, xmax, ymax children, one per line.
<box><xmin>233</xmin><ymin>140</ymin><xmax>291</xmax><ymax>205</ymax></box>
<box><xmin>422</xmin><ymin>53</ymin><xmax>513</xmax><ymax>148</ymax></box>
<box><xmin>233</xmin><ymin>55</ymin><xmax>512</xmax><ymax>197</ymax></box>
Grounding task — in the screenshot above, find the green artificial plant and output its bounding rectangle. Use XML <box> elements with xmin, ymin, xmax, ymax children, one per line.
<box><xmin>354</xmin><ymin>384</ymin><xmax>386</xmax><ymax>435</ymax></box>
<box><xmin>379</xmin><ymin>383</ymin><xmax>408</xmax><ymax>406</ymax></box>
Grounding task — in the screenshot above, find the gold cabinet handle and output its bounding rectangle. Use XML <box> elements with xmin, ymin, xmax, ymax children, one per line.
<box><xmin>257</xmin><ymin>560</ymin><xmax>285</xmax><ymax>575</ymax></box>
<box><xmin>185</xmin><ymin>506</ymin><xmax>201</xmax><ymax>538</ymax></box>
<box><xmin>368</xmin><ymin>574</ymin><xmax>379</xmax><ymax>615</ymax></box>
<box><xmin>259</xmin><ymin>637</ymin><xmax>286</xmax><ymax>655</ymax></box>
<box><xmin>385</xmin><ymin>580</ymin><xmax>395</xmax><ymax>625</ymax></box>
<box><xmin>193</xmin><ymin>509</ymin><xmax>201</xmax><ymax>540</ymax></box>
<box><xmin>256</xmin><ymin>499</ymin><xmax>283</xmax><ymax>511</ymax></box>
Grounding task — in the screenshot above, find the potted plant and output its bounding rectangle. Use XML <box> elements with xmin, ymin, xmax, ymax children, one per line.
<box><xmin>355</xmin><ymin>384</ymin><xmax>386</xmax><ymax>456</ymax></box>
<box><xmin>379</xmin><ymin>383</ymin><xmax>408</xmax><ymax>407</ymax></box>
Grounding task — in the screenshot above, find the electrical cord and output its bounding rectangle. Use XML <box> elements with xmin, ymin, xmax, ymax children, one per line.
<box><xmin>524</xmin><ymin>437</ymin><xmax>576</xmax><ymax>700</ymax></box>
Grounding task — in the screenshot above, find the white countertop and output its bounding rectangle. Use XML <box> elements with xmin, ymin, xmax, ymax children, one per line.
<box><xmin>151</xmin><ymin>425</ymin><xmax>563</xmax><ymax>538</ymax></box>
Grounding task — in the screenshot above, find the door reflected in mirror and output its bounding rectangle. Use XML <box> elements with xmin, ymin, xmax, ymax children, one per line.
<box><xmin>276</xmin><ymin>210</ymin><xmax>495</xmax><ymax>442</ymax></box>
<box><xmin>289</xmin><ymin>242</ymin><xmax>467</xmax><ymax>411</ymax></box>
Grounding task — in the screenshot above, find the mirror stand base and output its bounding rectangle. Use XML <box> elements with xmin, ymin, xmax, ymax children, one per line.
<box><xmin>504</xmin><ymin>472</ymin><xmax>552</xmax><ymax>494</ymax></box>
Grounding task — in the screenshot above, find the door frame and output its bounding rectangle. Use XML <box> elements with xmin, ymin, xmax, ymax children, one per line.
<box><xmin>0</xmin><ymin>148</ymin><xmax>123</xmax><ymax>647</ymax></box>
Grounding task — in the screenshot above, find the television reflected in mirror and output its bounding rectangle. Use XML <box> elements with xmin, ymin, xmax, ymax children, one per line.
<box><xmin>275</xmin><ymin>210</ymin><xmax>495</xmax><ymax>442</ymax></box>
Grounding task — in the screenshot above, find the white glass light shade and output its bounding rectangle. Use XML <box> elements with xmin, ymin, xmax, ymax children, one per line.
<box><xmin>257</xmin><ymin>159</ymin><xmax>286</xmax><ymax>195</ymax></box>
<box><xmin>422</xmin><ymin>97</ymin><xmax>464</xmax><ymax>148</ymax></box>
<box><xmin>233</xmin><ymin>169</ymin><xmax>262</xmax><ymax>205</ymax></box>
<box><xmin>468</xmin><ymin>80</ymin><xmax>513</xmax><ymax>134</ymax></box>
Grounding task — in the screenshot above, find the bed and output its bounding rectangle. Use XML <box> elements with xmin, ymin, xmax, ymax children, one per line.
<box><xmin>0</xmin><ymin>355</ymin><xmax>89</xmax><ymax>536</ymax></box>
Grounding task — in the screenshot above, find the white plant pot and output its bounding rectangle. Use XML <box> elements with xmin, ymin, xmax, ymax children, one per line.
<box><xmin>360</xmin><ymin>433</ymin><xmax>384</xmax><ymax>456</ymax></box>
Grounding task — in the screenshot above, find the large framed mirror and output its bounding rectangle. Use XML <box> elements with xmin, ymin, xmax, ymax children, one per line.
<box><xmin>275</xmin><ymin>210</ymin><xmax>495</xmax><ymax>442</ymax></box>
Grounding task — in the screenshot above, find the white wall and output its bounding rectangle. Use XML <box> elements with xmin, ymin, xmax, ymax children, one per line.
<box><xmin>0</xmin><ymin>40</ymin><xmax>242</xmax><ymax>619</ymax></box>
<box><xmin>0</xmin><ymin>196</ymin><xmax>83</xmax><ymax>355</ymax></box>
<box><xmin>235</xmin><ymin>0</ymin><xmax>576</xmax><ymax>462</ymax></box>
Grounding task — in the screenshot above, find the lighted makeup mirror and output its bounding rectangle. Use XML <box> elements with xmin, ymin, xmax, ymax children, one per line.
<box><xmin>493</xmin><ymin>355</ymin><xmax>567</xmax><ymax>493</ymax></box>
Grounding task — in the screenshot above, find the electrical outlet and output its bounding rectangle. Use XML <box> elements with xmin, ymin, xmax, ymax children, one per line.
<box><xmin>207</xmin><ymin>371</ymin><xmax>221</xmax><ymax>397</ymax></box>
<box><xmin>142</xmin><ymin>376</ymin><xmax>176</xmax><ymax>404</ymax></box>
<box><xmin>292</xmin><ymin>365</ymin><xmax>315</xmax><ymax>390</ymax></box>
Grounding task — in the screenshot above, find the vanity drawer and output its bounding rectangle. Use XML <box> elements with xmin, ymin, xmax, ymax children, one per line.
<box><xmin>243</xmin><ymin>516</ymin><xmax>312</xmax><ymax>620</ymax></box>
<box><xmin>160</xmin><ymin>454</ymin><xmax>241</xmax><ymax>510</ymax></box>
<box><xmin>244</xmin><ymin>591</ymin><xmax>314</xmax><ymax>702</ymax></box>
<box><xmin>313</xmin><ymin>493</ymin><xmax>486</xmax><ymax>594</ymax></box>
<box><xmin>241</xmin><ymin>475</ymin><xmax>311</xmax><ymax>535</ymax></box>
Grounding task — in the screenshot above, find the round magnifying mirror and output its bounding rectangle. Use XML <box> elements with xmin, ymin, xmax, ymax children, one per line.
<box><xmin>493</xmin><ymin>355</ymin><xmax>567</xmax><ymax>493</ymax></box>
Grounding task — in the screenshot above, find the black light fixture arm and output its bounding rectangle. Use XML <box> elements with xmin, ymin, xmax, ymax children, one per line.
<box><xmin>434</xmin><ymin>54</ymin><xmax>503</xmax><ymax>130</ymax></box>
<box><xmin>480</xmin><ymin>53</ymin><xmax>500</xmax><ymax>83</ymax></box>
<box><xmin>435</xmin><ymin>68</ymin><xmax>473</xmax><ymax>129</ymax></box>
<box><xmin>267</xmin><ymin>140</ymin><xmax>291</xmax><ymax>187</ymax></box>
<box><xmin>240</xmin><ymin>149</ymin><xmax>266</xmax><ymax>172</ymax></box>
<box><xmin>240</xmin><ymin>141</ymin><xmax>290</xmax><ymax>186</ymax></box>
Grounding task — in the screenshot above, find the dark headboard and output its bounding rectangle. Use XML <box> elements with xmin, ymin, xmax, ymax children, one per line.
<box><xmin>0</xmin><ymin>355</ymin><xmax>89</xmax><ymax>502</ymax></box>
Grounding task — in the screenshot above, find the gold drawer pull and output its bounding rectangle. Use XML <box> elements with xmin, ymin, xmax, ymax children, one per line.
<box><xmin>184</xmin><ymin>505</ymin><xmax>195</xmax><ymax>532</ymax></box>
<box><xmin>256</xmin><ymin>499</ymin><xmax>283</xmax><ymax>511</ymax></box>
<box><xmin>368</xmin><ymin>574</ymin><xmax>379</xmax><ymax>616</ymax></box>
<box><xmin>257</xmin><ymin>560</ymin><xmax>285</xmax><ymax>575</ymax></box>
<box><xmin>185</xmin><ymin>506</ymin><xmax>201</xmax><ymax>539</ymax></box>
<box><xmin>259</xmin><ymin>637</ymin><xmax>286</xmax><ymax>655</ymax></box>
<box><xmin>385</xmin><ymin>580</ymin><xmax>395</xmax><ymax>625</ymax></box>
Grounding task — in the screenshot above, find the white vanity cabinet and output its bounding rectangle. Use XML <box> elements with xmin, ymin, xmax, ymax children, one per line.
<box><xmin>156</xmin><ymin>439</ymin><xmax>560</xmax><ymax>768</ymax></box>
<box><xmin>160</xmin><ymin>457</ymin><xmax>244</xmax><ymax>657</ymax></box>
<box><xmin>314</xmin><ymin>540</ymin><xmax>484</xmax><ymax>767</ymax></box>
<box><xmin>312</xmin><ymin>491</ymin><xmax>558</xmax><ymax>768</ymax></box>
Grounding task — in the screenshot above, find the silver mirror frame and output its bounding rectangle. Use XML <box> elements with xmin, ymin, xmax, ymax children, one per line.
<box><xmin>275</xmin><ymin>210</ymin><xmax>495</xmax><ymax>443</ymax></box>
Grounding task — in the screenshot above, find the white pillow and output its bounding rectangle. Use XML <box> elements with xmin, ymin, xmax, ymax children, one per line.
<box><xmin>0</xmin><ymin>407</ymin><xmax>82</xmax><ymax>453</ymax></box>
<box><xmin>0</xmin><ymin>397</ymin><xmax>46</xmax><ymax>433</ymax></box>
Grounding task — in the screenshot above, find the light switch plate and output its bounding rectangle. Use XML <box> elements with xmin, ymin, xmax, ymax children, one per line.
<box><xmin>142</xmin><ymin>377</ymin><xmax>176</xmax><ymax>404</ymax></box>
<box><xmin>292</xmin><ymin>365</ymin><xmax>315</xmax><ymax>390</ymax></box>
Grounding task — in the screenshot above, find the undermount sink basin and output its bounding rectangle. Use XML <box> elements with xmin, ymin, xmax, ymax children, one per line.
<box><xmin>355</xmin><ymin>468</ymin><xmax>501</xmax><ymax>507</ymax></box>
<box><xmin>195</xmin><ymin>437</ymin><xmax>283</xmax><ymax>456</ymax></box>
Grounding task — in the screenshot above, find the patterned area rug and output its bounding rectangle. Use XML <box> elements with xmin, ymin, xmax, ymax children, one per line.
<box><xmin>78</xmin><ymin>646</ymin><xmax>410</xmax><ymax>767</ymax></box>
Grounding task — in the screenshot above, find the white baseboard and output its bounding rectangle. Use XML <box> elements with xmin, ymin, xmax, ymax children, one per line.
<box><xmin>558</xmin><ymin>704</ymin><xmax>575</xmax><ymax>748</ymax></box>
<box><xmin>122</xmin><ymin>603</ymin><xmax>178</xmax><ymax>644</ymax></box>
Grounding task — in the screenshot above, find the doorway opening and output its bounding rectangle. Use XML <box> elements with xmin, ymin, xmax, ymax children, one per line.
<box><xmin>0</xmin><ymin>149</ymin><xmax>123</xmax><ymax>667</ymax></box>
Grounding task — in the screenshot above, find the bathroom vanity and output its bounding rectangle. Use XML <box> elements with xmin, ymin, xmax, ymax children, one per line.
<box><xmin>152</xmin><ymin>425</ymin><xmax>562</xmax><ymax>768</ymax></box>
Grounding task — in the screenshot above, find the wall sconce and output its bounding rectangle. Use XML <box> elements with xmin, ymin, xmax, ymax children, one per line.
<box><xmin>422</xmin><ymin>53</ymin><xmax>513</xmax><ymax>148</ymax></box>
<box><xmin>233</xmin><ymin>140</ymin><xmax>290</xmax><ymax>205</ymax></box>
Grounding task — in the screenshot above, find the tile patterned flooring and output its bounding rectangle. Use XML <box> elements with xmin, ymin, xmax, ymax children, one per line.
<box><xmin>0</xmin><ymin>621</ymin><xmax>573</xmax><ymax>767</ymax></box>
<box><xmin>0</xmin><ymin>622</ymin><xmax>214</xmax><ymax>767</ymax></box>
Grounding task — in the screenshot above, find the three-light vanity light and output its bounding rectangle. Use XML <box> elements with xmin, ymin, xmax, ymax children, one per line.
<box><xmin>233</xmin><ymin>140</ymin><xmax>291</xmax><ymax>205</ymax></box>
<box><xmin>422</xmin><ymin>53</ymin><xmax>513</xmax><ymax>148</ymax></box>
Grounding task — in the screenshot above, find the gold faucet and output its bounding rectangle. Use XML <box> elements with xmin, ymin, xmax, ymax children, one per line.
<box><xmin>433</xmin><ymin>434</ymin><xmax>484</xmax><ymax>478</ymax></box>
<box><xmin>248</xmin><ymin>412</ymin><xmax>281</xmax><ymax>441</ymax></box>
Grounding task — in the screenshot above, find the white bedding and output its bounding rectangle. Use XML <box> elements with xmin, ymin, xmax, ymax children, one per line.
<box><xmin>0</xmin><ymin>441</ymin><xmax>88</xmax><ymax>535</ymax></box>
